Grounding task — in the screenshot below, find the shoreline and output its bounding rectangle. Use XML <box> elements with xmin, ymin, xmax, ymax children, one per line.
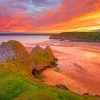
<box><xmin>25</xmin><ymin>41</ymin><xmax>100</xmax><ymax>95</ymax></box>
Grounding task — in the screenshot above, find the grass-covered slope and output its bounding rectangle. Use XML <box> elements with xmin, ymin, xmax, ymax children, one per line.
<box><xmin>0</xmin><ymin>61</ymin><xmax>99</xmax><ymax>100</ymax></box>
<box><xmin>50</xmin><ymin>32</ymin><xmax>100</xmax><ymax>42</ymax></box>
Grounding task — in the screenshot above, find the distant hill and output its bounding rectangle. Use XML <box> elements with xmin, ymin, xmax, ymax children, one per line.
<box><xmin>0</xmin><ymin>32</ymin><xmax>51</xmax><ymax>36</ymax></box>
<box><xmin>50</xmin><ymin>32</ymin><xmax>100</xmax><ymax>42</ymax></box>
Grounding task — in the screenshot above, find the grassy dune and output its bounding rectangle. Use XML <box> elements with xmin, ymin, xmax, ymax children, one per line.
<box><xmin>0</xmin><ymin>61</ymin><xmax>99</xmax><ymax>100</ymax></box>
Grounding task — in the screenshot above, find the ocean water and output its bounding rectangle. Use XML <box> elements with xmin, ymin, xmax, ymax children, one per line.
<box><xmin>0</xmin><ymin>35</ymin><xmax>50</xmax><ymax>47</ymax></box>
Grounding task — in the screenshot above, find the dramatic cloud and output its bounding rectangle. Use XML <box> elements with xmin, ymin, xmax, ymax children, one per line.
<box><xmin>0</xmin><ymin>0</ymin><xmax>100</xmax><ymax>33</ymax></box>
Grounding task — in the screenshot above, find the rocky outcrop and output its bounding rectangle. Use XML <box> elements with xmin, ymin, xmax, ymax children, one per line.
<box><xmin>0</xmin><ymin>40</ymin><xmax>58</xmax><ymax>75</ymax></box>
<box><xmin>0</xmin><ymin>40</ymin><xmax>33</xmax><ymax>68</ymax></box>
<box><xmin>30</xmin><ymin>45</ymin><xmax>57</xmax><ymax>71</ymax></box>
<box><xmin>55</xmin><ymin>84</ymin><xmax>69</xmax><ymax>90</ymax></box>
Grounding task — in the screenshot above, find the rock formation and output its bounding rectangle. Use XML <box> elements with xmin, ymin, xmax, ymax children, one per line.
<box><xmin>55</xmin><ymin>84</ymin><xmax>69</xmax><ymax>90</ymax></box>
<box><xmin>0</xmin><ymin>40</ymin><xmax>58</xmax><ymax>75</ymax></box>
<box><xmin>44</xmin><ymin>46</ymin><xmax>55</xmax><ymax>62</ymax></box>
<box><xmin>30</xmin><ymin>45</ymin><xmax>57</xmax><ymax>71</ymax></box>
<box><xmin>0</xmin><ymin>40</ymin><xmax>33</xmax><ymax>68</ymax></box>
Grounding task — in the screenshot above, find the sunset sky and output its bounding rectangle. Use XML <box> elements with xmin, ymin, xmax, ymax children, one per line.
<box><xmin>0</xmin><ymin>0</ymin><xmax>100</xmax><ymax>33</ymax></box>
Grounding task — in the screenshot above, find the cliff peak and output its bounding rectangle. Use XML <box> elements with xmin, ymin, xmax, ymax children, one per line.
<box><xmin>31</xmin><ymin>45</ymin><xmax>44</xmax><ymax>55</ymax></box>
<box><xmin>45</xmin><ymin>46</ymin><xmax>55</xmax><ymax>59</ymax></box>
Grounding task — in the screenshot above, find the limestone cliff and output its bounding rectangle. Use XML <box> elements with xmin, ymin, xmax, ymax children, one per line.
<box><xmin>0</xmin><ymin>40</ymin><xmax>57</xmax><ymax>73</ymax></box>
<box><xmin>30</xmin><ymin>45</ymin><xmax>57</xmax><ymax>71</ymax></box>
<box><xmin>0</xmin><ymin>40</ymin><xmax>33</xmax><ymax>69</ymax></box>
<box><xmin>45</xmin><ymin>46</ymin><xmax>55</xmax><ymax>62</ymax></box>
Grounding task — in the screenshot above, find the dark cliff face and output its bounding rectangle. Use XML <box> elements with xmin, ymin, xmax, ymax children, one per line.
<box><xmin>30</xmin><ymin>45</ymin><xmax>57</xmax><ymax>71</ymax></box>
<box><xmin>0</xmin><ymin>40</ymin><xmax>33</xmax><ymax>69</ymax></box>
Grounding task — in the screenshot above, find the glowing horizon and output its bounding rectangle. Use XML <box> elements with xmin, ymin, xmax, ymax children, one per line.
<box><xmin>0</xmin><ymin>0</ymin><xmax>100</xmax><ymax>33</ymax></box>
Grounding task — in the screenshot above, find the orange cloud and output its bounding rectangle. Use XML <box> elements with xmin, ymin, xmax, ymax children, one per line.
<box><xmin>0</xmin><ymin>0</ymin><xmax>100</xmax><ymax>33</ymax></box>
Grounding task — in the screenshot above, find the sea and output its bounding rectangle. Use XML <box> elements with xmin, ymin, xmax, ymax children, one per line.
<box><xmin>0</xmin><ymin>35</ymin><xmax>50</xmax><ymax>47</ymax></box>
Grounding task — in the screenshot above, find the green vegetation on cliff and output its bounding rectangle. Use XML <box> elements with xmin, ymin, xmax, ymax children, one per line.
<box><xmin>50</xmin><ymin>32</ymin><xmax>100</xmax><ymax>42</ymax></box>
<box><xmin>0</xmin><ymin>61</ymin><xmax>99</xmax><ymax>100</ymax></box>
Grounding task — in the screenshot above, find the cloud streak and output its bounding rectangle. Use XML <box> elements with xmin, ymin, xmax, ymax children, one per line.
<box><xmin>0</xmin><ymin>0</ymin><xmax>100</xmax><ymax>33</ymax></box>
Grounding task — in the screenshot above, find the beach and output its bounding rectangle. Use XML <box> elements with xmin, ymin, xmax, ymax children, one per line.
<box><xmin>26</xmin><ymin>41</ymin><xmax>100</xmax><ymax>95</ymax></box>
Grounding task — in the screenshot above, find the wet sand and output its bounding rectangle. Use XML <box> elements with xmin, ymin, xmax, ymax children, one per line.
<box><xmin>26</xmin><ymin>41</ymin><xmax>100</xmax><ymax>95</ymax></box>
